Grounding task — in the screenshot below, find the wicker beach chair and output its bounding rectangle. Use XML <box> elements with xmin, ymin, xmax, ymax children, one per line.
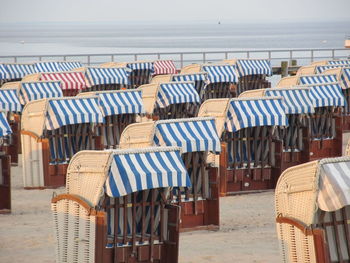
<box><xmin>198</xmin><ymin>97</ymin><xmax>288</xmax><ymax>195</ymax></box>
<box><xmin>152</xmin><ymin>60</ymin><xmax>177</xmax><ymax>76</ymax></box>
<box><xmin>0</xmin><ymin>112</ymin><xmax>12</xmax><ymax>213</ymax></box>
<box><xmin>275</xmin><ymin>156</ymin><xmax>350</xmax><ymax>263</ymax></box>
<box><xmin>296</xmin><ymin>65</ymin><xmax>316</xmax><ymax>76</ymax></box>
<box><xmin>310</xmin><ymin>60</ymin><xmax>328</xmax><ymax>66</ymax></box>
<box><xmin>21</xmin><ymin>96</ymin><xmax>104</xmax><ymax>188</ymax></box>
<box><xmin>139</xmin><ymin>81</ymin><xmax>200</xmax><ymax>121</ymax></box>
<box><xmin>118</xmin><ymin>117</ymin><xmax>221</xmax><ymax>231</ymax></box>
<box><xmin>276</xmin><ymin>76</ymin><xmax>299</xmax><ymax>88</ymax></box>
<box><xmin>51</xmin><ymin>146</ymin><xmax>190</xmax><ymax>263</ymax></box>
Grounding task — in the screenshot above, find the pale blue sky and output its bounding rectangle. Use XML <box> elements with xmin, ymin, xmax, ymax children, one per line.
<box><xmin>1</xmin><ymin>0</ymin><xmax>350</xmax><ymax>23</ymax></box>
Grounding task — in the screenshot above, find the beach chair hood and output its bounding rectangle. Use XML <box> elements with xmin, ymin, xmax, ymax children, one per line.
<box><xmin>0</xmin><ymin>88</ymin><xmax>22</xmax><ymax>112</ymax></box>
<box><xmin>18</xmin><ymin>81</ymin><xmax>63</xmax><ymax>105</ymax></box>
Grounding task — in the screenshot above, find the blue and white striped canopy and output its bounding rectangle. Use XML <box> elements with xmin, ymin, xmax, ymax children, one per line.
<box><xmin>0</xmin><ymin>89</ymin><xmax>22</xmax><ymax>112</ymax></box>
<box><xmin>172</xmin><ymin>73</ymin><xmax>208</xmax><ymax>82</ymax></box>
<box><xmin>5</xmin><ymin>64</ymin><xmax>35</xmax><ymax>79</ymax></box>
<box><xmin>98</xmin><ymin>90</ymin><xmax>145</xmax><ymax>116</ymax></box>
<box><xmin>19</xmin><ymin>81</ymin><xmax>63</xmax><ymax>104</ymax></box>
<box><xmin>328</xmin><ymin>60</ymin><xmax>350</xmax><ymax>65</ymax></box>
<box><xmin>105</xmin><ymin>147</ymin><xmax>191</xmax><ymax>197</ymax></box>
<box><xmin>58</xmin><ymin>62</ymin><xmax>83</xmax><ymax>71</ymax></box>
<box><xmin>202</xmin><ymin>65</ymin><xmax>238</xmax><ymax>83</ymax></box>
<box><xmin>0</xmin><ymin>64</ymin><xmax>9</xmax><ymax>80</ymax></box>
<box><xmin>225</xmin><ymin>98</ymin><xmax>288</xmax><ymax>132</ymax></box>
<box><xmin>86</xmin><ymin>67</ymin><xmax>129</xmax><ymax>86</ymax></box>
<box><xmin>157</xmin><ymin>82</ymin><xmax>200</xmax><ymax>108</ymax></box>
<box><xmin>299</xmin><ymin>74</ymin><xmax>338</xmax><ymax>85</ymax></box>
<box><xmin>0</xmin><ymin>112</ymin><xmax>12</xmax><ymax>137</ymax></box>
<box><xmin>308</xmin><ymin>84</ymin><xmax>346</xmax><ymax>108</ymax></box>
<box><xmin>45</xmin><ymin>97</ymin><xmax>104</xmax><ymax>130</ymax></box>
<box><xmin>154</xmin><ymin>117</ymin><xmax>221</xmax><ymax>154</ymax></box>
<box><xmin>265</xmin><ymin>88</ymin><xmax>315</xmax><ymax>114</ymax></box>
<box><xmin>34</xmin><ymin>62</ymin><xmax>62</xmax><ymax>73</ymax></box>
<box><xmin>236</xmin><ymin>59</ymin><xmax>272</xmax><ymax>77</ymax></box>
<box><xmin>315</xmin><ymin>65</ymin><xmax>344</xmax><ymax>74</ymax></box>
<box><xmin>127</xmin><ymin>62</ymin><xmax>154</xmax><ymax>71</ymax></box>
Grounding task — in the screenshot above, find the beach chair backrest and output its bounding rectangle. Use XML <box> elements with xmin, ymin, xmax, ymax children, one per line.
<box><xmin>150</xmin><ymin>74</ymin><xmax>172</xmax><ymax>84</ymax></box>
<box><xmin>275</xmin><ymin>76</ymin><xmax>298</xmax><ymax>88</ymax></box>
<box><xmin>180</xmin><ymin>64</ymin><xmax>201</xmax><ymax>74</ymax></box>
<box><xmin>21</xmin><ymin>73</ymin><xmax>41</xmax><ymax>82</ymax></box>
<box><xmin>139</xmin><ymin>83</ymin><xmax>159</xmax><ymax>114</ymax></box>
<box><xmin>119</xmin><ymin>121</ymin><xmax>156</xmax><ymax>149</ymax></box>
<box><xmin>296</xmin><ymin>65</ymin><xmax>316</xmax><ymax>76</ymax></box>
<box><xmin>238</xmin><ymin>89</ymin><xmax>266</xmax><ymax>98</ymax></box>
<box><xmin>311</xmin><ymin>60</ymin><xmax>328</xmax><ymax>66</ymax></box>
<box><xmin>0</xmin><ymin>81</ymin><xmax>20</xmax><ymax>90</ymax></box>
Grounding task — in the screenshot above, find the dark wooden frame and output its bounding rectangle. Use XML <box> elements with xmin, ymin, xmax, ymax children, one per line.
<box><xmin>153</xmin><ymin>103</ymin><xmax>200</xmax><ymax>120</ymax></box>
<box><xmin>341</xmin><ymin>88</ymin><xmax>350</xmax><ymax>132</ymax></box>
<box><xmin>129</xmin><ymin>69</ymin><xmax>153</xmax><ymax>89</ymax></box>
<box><xmin>0</xmin><ymin>152</ymin><xmax>11</xmax><ymax>214</ymax></box>
<box><xmin>236</xmin><ymin>75</ymin><xmax>271</xmax><ymax>96</ymax></box>
<box><xmin>1</xmin><ymin>113</ymin><xmax>20</xmax><ymax>166</ymax></box>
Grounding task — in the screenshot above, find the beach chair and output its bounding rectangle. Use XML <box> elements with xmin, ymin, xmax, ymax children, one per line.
<box><xmin>21</xmin><ymin>96</ymin><xmax>104</xmax><ymax>188</ymax></box>
<box><xmin>276</xmin><ymin>76</ymin><xmax>299</xmax><ymax>88</ymax></box>
<box><xmin>296</xmin><ymin>65</ymin><xmax>316</xmax><ymax>76</ymax></box>
<box><xmin>119</xmin><ymin>117</ymin><xmax>221</xmax><ymax>231</ymax></box>
<box><xmin>51</xmin><ymin>146</ymin><xmax>190</xmax><ymax>263</ymax></box>
<box><xmin>0</xmin><ymin>88</ymin><xmax>22</xmax><ymax>165</ymax></box>
<box><xmin>0</xmin><ymin>112</ymin><xmax>12</xmax><ymax>214</ymax></box>
<box><xmin>275</xmin><ymin>156</ymin><xmax>350</xmax><ymax>263</ymax></box>
<box><xmin>198</xmin><ymin>97</ymin><xmax>288</xmax><ymax>195</ymax></box>
<box><xmin>33</xmin><ymin>61</ymin><xmax>83</xmax><ymax>73</ymax></box>
<box><xmin>78</xmin><ymin>89</ymin><xmax>145</xmax><ymax>148</ymax></box>
<box><xmin>225</xmin><ymin>59</ymin><xmax>272</xmax><ymax>95</ymax></box>
<box><xmin>140</xmin><ymin>81</ymin><xmax>200</xmax><ymax>120</ymax></box>
<box><xmin>4</xmin><ymin>63</ymin><xmax>36</xmax><ymax>82</ymax></box>
<box><xmin>84</xmin><ymin>67</ymin><xmax>130</xmax><ymax>92</ymax></box>
<box><xmin>152</xmin><ymin>60</ymin><xmax>177</xmax><ymax>76</ymax></box>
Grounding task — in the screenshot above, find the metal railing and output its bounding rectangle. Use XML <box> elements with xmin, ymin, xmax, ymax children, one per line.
<box><xmin>0</xmin><ymin>48</ymin><xmax>349</xmax><ymax>67</ymax></box>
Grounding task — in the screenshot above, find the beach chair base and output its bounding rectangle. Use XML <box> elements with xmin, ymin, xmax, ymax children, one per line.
<box><xmin>342</xmin><ymin>114</ymin><xmax>350</xmax><ymax>132</ymax></box>
<box><xmin>1</xmin><ymin>114</ymin><xmax>21</xmax><ymax>166</ymax></box>
<box><xmin>0</xmin><ymin>153</ymin><xmax>11</xmax><ymax>213</ymax></box>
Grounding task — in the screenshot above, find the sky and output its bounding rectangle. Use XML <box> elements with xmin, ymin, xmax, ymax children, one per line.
<box><xmin>0</xmin><ymin>0</ymin><xmax>350</xmax><ymax>24</ymax></box>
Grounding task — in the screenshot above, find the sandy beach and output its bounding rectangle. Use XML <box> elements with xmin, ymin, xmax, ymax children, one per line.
<box><xmin>1</xmin><ymin>133</ymin><xmax>349</xmax><ymax>263</ymax></box>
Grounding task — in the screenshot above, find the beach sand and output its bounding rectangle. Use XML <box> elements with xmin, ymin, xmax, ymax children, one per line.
<box><xmin>1</xmin><ymin>133</ymin><xmax>349</xmax><ymax>263</ymax></box>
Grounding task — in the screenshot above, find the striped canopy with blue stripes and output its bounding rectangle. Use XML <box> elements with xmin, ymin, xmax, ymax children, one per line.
<box><xmin>154</xmin><ymin>117</ymin><xmax>221</xmax><ymax>154</ymax></box>
<box><xmin>157</xmin><ymin>82</ymin><xmax>200</xmax><ymax>108</ymax></box>
<box><xmin>126</xmin><ymin>62</ymin><xmax>154</xmax><ymax>71</ymax></box>
<box><xmin>105</xmin><ymin>147</ymin><xmax>191</xmax><ymax>198</ymax></box>
<box><xmin>45</xmin><ymin>97</ymin><xmax>104</xmax><ymax>130</ymax></box>
<box><xmin>0</xmin><ymin>112</ymin><xmax>12</xmax><ymax>137</ymax></box>
<box><xmin>236</xmin><ymin>59</ymin><xmax>272</xmax><ymax>77</ymax></box>
<box><xmin>315</xmin><ymin>65</ymin><xmax>344</xmax><ymax>74</ymax></box>
<box><xmin>5</xmin><ymin>64</ymin><xmax>36</xmax><ymax>79</ymax></box>
<box><xmin>172</xmin><ymin>73</ymin><xmax>208</xmax><ymax>82</ymax></box>
<box><xmin>265</xmin><ymin>88</ymin><xmax>315</xmax><ymax>114</ymax></box>
<box><xmin>0</xmin><ymin>64</ymin><xmax>9</xmax><ymax>80</ymax></box>
<box><xmin>0</xmin><ymin>89</ymin><xmax>22</xmax><ymax>112</ymax></box>
<box><xmin>328</xmin><ymin>60</ymin><xmax>350</xmax><ymax>65</ymax></box>
<box><xmin>34</xmin><ymin>62</ymin><xmax>62</xmax><ymax>73</ymax></box>
<box><xmin>86</xmin><ymin>67</ymin><xmax>129</xmax><ymax>86</ymax></box>
<box><xmin>308</xmin><ymin>84</ymin><xmax>346</xmax><ymax>108</ymax></box>
<box><xmin>97</xmin><ymin>90</ymin><xmax>145</xmax><ymax>116</ymax></box>
<box><xmin>299</xmin><ymin>74</ymin><xmax>338</xmax><ymax>85</ymax></box>
<box><xmin>225</xmin><ymin>97</ymin><xmax>288</xmax><ymax>132</ymax></box>
<box><xmin>202</xmin><ymin>65</ymin><xmax>238</xmax><ymax>84</ymax></box>
<box><xmin>58</xmin><ymin>62</ymin><xmax>83</xmax><ymax>71</ymax></box>
<box><xmin>19</xmin><ymin>81</ymin><xmax>63</xmax><ymax>104</ymax></box>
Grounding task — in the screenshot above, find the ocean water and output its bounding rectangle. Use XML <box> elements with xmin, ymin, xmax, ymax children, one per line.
<box><xmin>0</xmin><ymin>20</ymin><xmax>349</xmax><ymax>57</ymax></box>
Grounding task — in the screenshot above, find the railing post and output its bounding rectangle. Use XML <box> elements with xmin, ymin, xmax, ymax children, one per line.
<box><xmin>87</xmin><ymin>55</ymin><xmax>90</xmax><ymax>66</ymax></box>
<box><xmin>247</xmin><ymin>51</ymin><xmax>250</xmax><ymax>59</ymax></box>
<box><xmin>225</xmin><ymin>52</ymin><xmax>228</xmax><ymax>60</ymax></box>
<box><xmin>39</xmin><ymin>56</ymin><xmax>42</xmax><ymax>61</ymax></box>
<box><xmin>311</xmin><ymin>50</ymin><xmax>314</xmax><ymax>62</ymax></box>
<box><xmin>268</xmin><ymin>51</ymin><xmax>271</xmax><ymax>60</ymax></box>
<box><xmin>14</xmin><ymin>57</ymin><xmax>17</xmax><ymax>63</ymax></box>
<box><xmin>203</xmin><ymin>52</ymin><xmax>206</xmax><ymax>63</ymax></box>
<box><xmin>180</xmin><ymin>53</ymin><xmax>183</xmax><ymax>68</ymax></box>
<box><xmin>134</xmin><ymin>54</ymin><xmax>137</xmax><ymax>61</ymax></box>
<box><xmin>289</xmin><ymin>50</ymin><xmax>292</xmax><ymax>62</ymax></box>
<box><xmin>111</xmin><ymin>55</ymin><xmax>114</xmax><ymax>62</ymax></box>
<box><xmin>157</xmin><ymin>53</ymin><xmax>160</xmax><ymax>60</ymax></box>
<box><xmin>63</xmin><ymin>56</ymin><xmax>67</xmax><ymax>61</ymax></box>
<box><xmin>332</xmin><ymin>49</ymin><xmax>335</xmax><ymax>60</ymax></box>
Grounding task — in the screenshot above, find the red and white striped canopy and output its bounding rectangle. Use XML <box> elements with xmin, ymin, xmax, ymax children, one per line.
<box><xmin>153</xmin><ymin>60</ymin><xmax>177</xmax><ymax>75</ymax></box>
<box><xmin>40</xmin><ymin>72</ymin><xmax>87</xmax><ymax>90</ymax></box>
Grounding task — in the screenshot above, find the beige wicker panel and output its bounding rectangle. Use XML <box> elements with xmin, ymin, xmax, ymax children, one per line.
<box><xmin>221</xmin><ymin>59</ymin><xmax>237</xmax><ymax>65</ymax></box>
<box><xmin>21</xmin><ymin>134</ymin><xmax>44</xmax><ymax>187</ymax></box>
<box><xmin>180</xmin><ymin>64</ymin><xmax>201</xmax><ymax>74</ymax></box>
<box><xmin>346</xmin><ymin>139</ymin><xmax>350</xmax><ymax>156</ymax></box>
<box><xmin>1</xmin><ymin>81</ymin><xmax>20</xmax><ymax>90</ymax></box>
<box><xmin>22</xmin><ymin>73</ymin><xmax>41</xmax><ymax>82</ymax></box>
<box><xmin>76</xmin><ymin>92</ymin><xmax>94</xmax><ymax>97</ymax></box>
<box><xmin>296</xmin><ymin>65</ymin><xmax>316</xmax><ymax>76</ymax></box>
<box><xmin>72</xmin><ymin>67</ymin><xmax>87</xmax><ymax>73</ymax></box>
<box><xmin>66</xmin><ymin>151</ymin><xmax>111</xmax><ymax>207</ymax></box>
<box><xmin>275</xmin><ymin>76</ymin><xmax>298</xmax><ymax>88</ymax></box>
<box><xmin>119</xmin><ymin>122</ymin><xmax>155</xmax><ymax>149</ymax></box>
<box><xmin>310</xmin><ymin>61</ymin><xmax>328</xmax><ymax>66</ymax></box>
<box><xmin>238</xmin><ymin>89</ymin><xmax>266</xmax><ymax>98</ymax></box>
<box><xmin>198</xmin><ymin>98</ymin><xmax>230</xmax><ymax>137</ymax></box>
<box><xmin>21</xmin><ymin>99</ymin><xmax>48</xmax><ymax>137</ymax></box>
<box><xmin>52</xmin><ymin>198</ymin><xmax>96</xmax><ymax>263</ymax></box>
<box><xmin>275</xmin><ymin>161</ymin><xmax>319</xmax><ymax>263</ymax></box>
<box><xmin>150</xmin><ymin>74</ymin><xmax>172</xmax><ymax>84</ymax></box>
<box><xmin>139</xmin><ymin>83</ymin><xmax>159</xmax><ymax>115</ymax></box>
<box><xmin>100</xmin><ymin>62</ymin><xmax>126</xmax><ymax>68</ymax></box>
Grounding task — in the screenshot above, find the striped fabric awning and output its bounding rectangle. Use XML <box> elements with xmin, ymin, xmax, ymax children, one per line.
<box><xmin>202</xmin><ymin>65</ymin><xmax>238</xmax><ymax>83</ymax></box>
<box><xmin>19</xmin><ymin>81</ymin><xmax>63</xmax><ymax>104</ymax></box>
<box><xmin>236</xmin><ymin>59</ymin><xmax>272</xmax><ymax>77</ymax></box>
<box><xmin>0</xmin><ymin>112</ymin><xmax>12</xmax><ymax>137</ymax></box>
<box><xmin>225</xmin><ymin>98</ymin><xmax>288</xmax><ymax>132</ymax></box>
<box><xmin>328</xmin><ymin>60</ymin><xmax>350</xmax><ymax>65</ymax></box>
<box><xmin>127</xmin><ymin>62</ymin><xmax>154</xmax><ymax>71</ymax></box>
<box><xmin>34</xmin><ymin>62</ymin><xmax>62</xmax><ymax>73</ymax></box>
<box><xmin>308</xmin><ymin>84</ymin><xmax>345</xmax><ymax>108</ymax></box>
<box><xmin>98</xmin><ymin>90</ymin><xmax>145</xmax><ymax>116</ymax></box>
<box><xmin>153</xmin><ymin>60</ymin><xmax>177</xmax><ymax>75</ymax></box>
<box><xmin>0</xmin><ymin>89</ymin><xmax>22</xmax><ymax>112</ymax></box>
<box><xmin>157</xmin><ymin>82</ymin><xmax>200</xmax><ymax>108</ymax></box>
<box><xmin>265</xmin><ymin>88</ymin><xmax>315</xmax><ymax>114</ymax></box>
<box><xmin>45</xmin><ymin>97</ymin><xmax>104</xmax><ymax>130</ymax></box>
<box><xmin>58</xmin><ymin>62</ymin><xmax>83</xmax><ymax>71</ymax></box>
<box><xmin>85</xmin><ymin>67</ymin><xmax>129</xmax><ymax>86</ymax></box>
<box><xmin>41</xmin><ymin>72</ymin><xmax>87</xmax><ymax>90</ymax></box>
<box><xmin>105</xmin><ymin>147</ymin><xmax>191</xmax><ymax>198</ymax></box>
<box><xmin>5</xmin><ymin>64</ymin><xmax>35</xmax><ymax>79</ymax></box>
<box><xmin>299</xmin><ymin>74</ymin><xmax>338</xmax><ymax>85</ymax></box>
<box><xmin>154</xmin><ymin>117</ymin><xmax>221</xmax><ymax>154</ymax></box>
<box><xmin>172</xmin><ymin>73</ymin><xmax>208</xmax><ymax>82</ymax></box>
<box><xmin>0</xmin><ymin>64</ymin><xmax>9</xmax><ymax>80</ymax></box>
<box><xmin>317</xmin><ymin>157</ymin><xmax>350</xmax><ymax>212</ymax></box>
<box><xmin>315</xmin><ymin>65</ymin><xmax>344</xmax><ymax>74</ymax></box>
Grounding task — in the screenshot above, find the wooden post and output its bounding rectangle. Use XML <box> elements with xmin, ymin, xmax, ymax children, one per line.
<box><xmin>290</xmin><ymin>59</ymin><xmax>297</xmax><ymax>66</ymax></box>
<box><xmin>281</xmin><ymin>61</ymin><xmax>288</xmax><ymax>77</ymax></box>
